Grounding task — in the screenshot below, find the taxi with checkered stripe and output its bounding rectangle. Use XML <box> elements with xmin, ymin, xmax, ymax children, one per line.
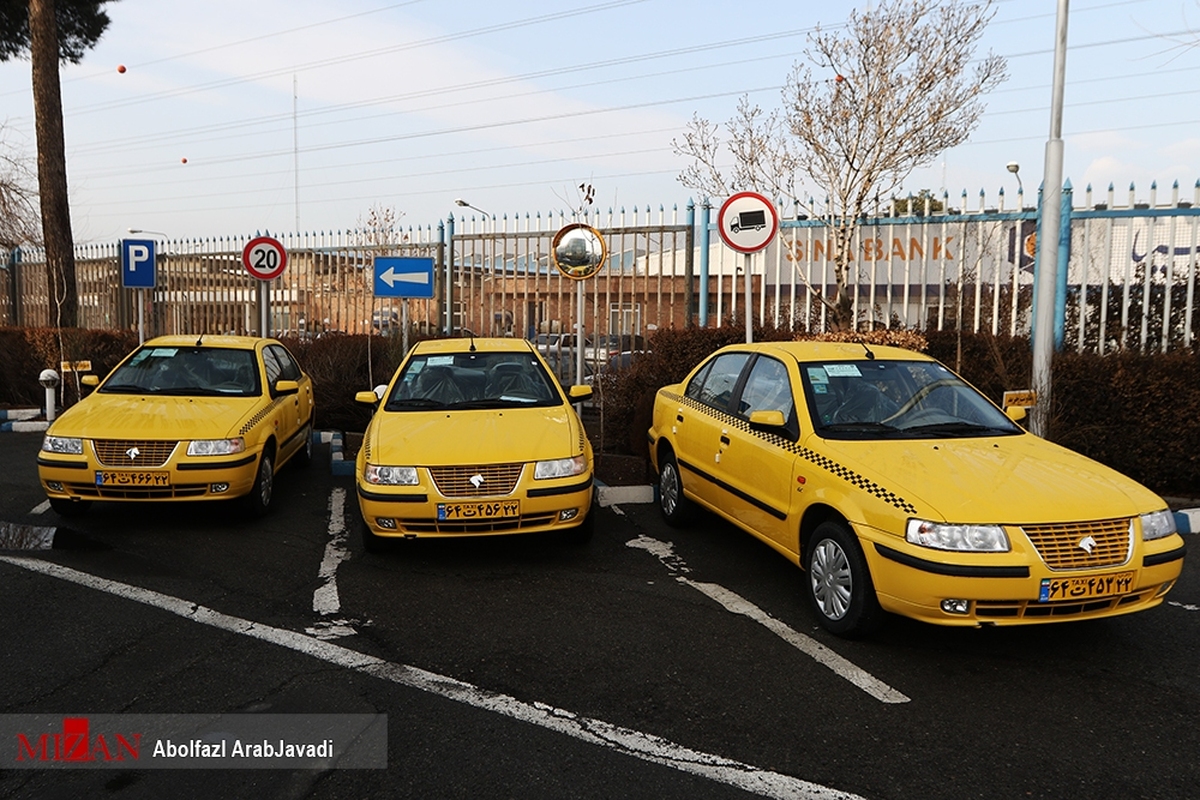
<box><xmin>648</xmin><ymin>341</ymin><xmax>1185</xmax><ymax>636</ymax></box>
<box><xmin>37</xmin><ymin>335</ymin><xmax>314</xmax><ymax>518</ymax></box>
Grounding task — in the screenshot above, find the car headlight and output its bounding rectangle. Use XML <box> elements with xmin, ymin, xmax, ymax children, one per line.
<box><xmin>906</xmin><ymin>519</ymin><xmax>1010</xmax><ymax>552</ymax></box>
<box><xmin>186</xmin><ymin>437</ymin><xmax>246</xmax><ymax>457</ymax></box>
<box><xmin>1140</xmin><ymin>509</ymin><xmax>1177</xmax><ymax>541</ymax></box>
<box><xmin>534</xmin><ymin>455</ymin><xmax>587</xmax><ymax>480</ymax></box>
<box><xmin>364</xmin><ymin>465</ymin><xmax>419</xmax><ymax>486</ymax></box>
<box><xmin>42</xmin><ymin>435</ymin><xmax>83</xmax><ymax>455</ymax></box>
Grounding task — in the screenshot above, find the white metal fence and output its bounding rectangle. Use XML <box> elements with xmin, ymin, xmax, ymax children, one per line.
<box><xmin>2</xmin><ymin>181</ymin><xmax>1198</xmax><ymax>356</ymax></box>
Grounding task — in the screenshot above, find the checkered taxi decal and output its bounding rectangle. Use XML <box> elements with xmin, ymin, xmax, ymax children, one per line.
<box><xmin>663</xmin><ymin>391</ymin><xmax>919</xmax><ymax>516</ymax></box>
<box><xmin>239</xmin><ymin>396</ymin><xmax>290</xmax><ymax>436</ymax></box>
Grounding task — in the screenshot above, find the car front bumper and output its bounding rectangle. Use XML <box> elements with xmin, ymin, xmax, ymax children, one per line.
<box><xmin>38</xmin><ymin>448</ymin><xmax>262</xmax><ymax>503</ymax></box>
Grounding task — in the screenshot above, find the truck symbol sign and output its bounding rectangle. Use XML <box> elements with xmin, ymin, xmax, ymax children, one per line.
<box><xmin>730</xmin><ymin>210</ymin><xmax>766</xmax><ymax>234</ymax></box>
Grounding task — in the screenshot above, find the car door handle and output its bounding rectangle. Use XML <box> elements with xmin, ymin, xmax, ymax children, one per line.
<box><xmin>719</xmin><ymin>435</ymin><xmax>730</xmax><ymax>446</ymax></box>
<box><xmin>676</xmin><ymin>414</ymin><xmax>684</xmax><ymax>423</ymax></box>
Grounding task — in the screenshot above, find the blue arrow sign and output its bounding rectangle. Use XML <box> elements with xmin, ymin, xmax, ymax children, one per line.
<box><xmin>374</xmin><ymin>256</ymin><xmax>434</xmax><ymax>298</ymax></box>
<box><xmin>121</xmin><ymin>239</ymin><xmax>157</xmax><ymax>289</ymax></box>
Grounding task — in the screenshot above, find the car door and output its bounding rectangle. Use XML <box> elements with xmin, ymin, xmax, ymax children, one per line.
<box><xmin>670</xmin><ymin>351</ymin><xmax>750</xmax><ymax>512</ymax></box>
<box><xmin>262</xmin><ymin>345</ymin><xmax>303</xmax><ymax>459</ymax></box>
<box><xmin>716</xmin><ymin>354</ymin><xmax>802</xmax><ymax>550</ymax></box>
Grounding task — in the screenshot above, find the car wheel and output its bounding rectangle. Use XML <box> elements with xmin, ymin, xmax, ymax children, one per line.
<box><xmin>293</xmin><ymin>420</ymin><xmax>314</xmax><ymax>469</ymax></box>
<box><xmin>49</xmin><ymin>497</ymin><xmax>91</xmax><ymax>517</ymax></box>
<box><xmin>244</xmin><ymin>449</ymin><xmax>275</xmax><ymax>518</ymax></box>
<box><xmin>361</xmin><ymin>514</ymin><xmax>388</xmax><ymax>554</ymax></box>
<box><xmin>805</xmin><ymin>520</ymin><xmax>883</xmax><ymax>637</ymax></box>
<box><xmin>657</xmin><ymin>448</ymin><xmax>692</xmax><ymax>527</ymax></box>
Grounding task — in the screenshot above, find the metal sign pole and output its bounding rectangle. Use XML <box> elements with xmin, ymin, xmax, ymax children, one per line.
<box><xmin>259</xmin><ymin>283</ymin><xmax>269</xmax><ymax>337</ymax></box>
<box><xmin>137</xmin><ymin>289</ymin><xmax>145</xmax><ymax>344</ymax></box>
<box><xmin>744</xmin><ymin>252</ymin><xmax>753</xmax><ymax>343</ymax></box>
<box><xmin>402</xmin><ymin>300</ymin><xmax>410</xmax><ymax>355</ymax></box>
<box><xmin>576</xmin><ymin>281</ymin><xmax>585</xmax><ymax>388</ymax></box>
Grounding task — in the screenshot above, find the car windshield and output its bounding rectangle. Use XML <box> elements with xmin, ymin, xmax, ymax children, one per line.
<box><xmin>101</xmin><ymin>346</ymin><xmax>261</xmax><ymax>397</ymax></box>
<box><xmin>801</xmin><ymin>359</ymin><xmax>1021</xmax><ymax>440</ymax></box>
<box><xmin>384</xmin><ymin>351</ymin><xmax>560</xmax><ymax>411</ymax></box>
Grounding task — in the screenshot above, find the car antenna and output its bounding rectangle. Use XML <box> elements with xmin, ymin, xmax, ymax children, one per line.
<box><xmin>195</xmin><ymin>333</ymin><xmax>204</xmax><ymax>347</ymax></box>
<box><xmin>468</xmin><ymin>331</ymin><xmax>476</xmax><ymax>352</ymax></box>
<box><xmin>861</xmin><ymin>340</ymin><xmax>875</xmax><ymax>360</ymax></box>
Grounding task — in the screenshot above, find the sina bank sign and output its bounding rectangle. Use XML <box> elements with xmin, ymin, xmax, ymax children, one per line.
<box><xmin>15</xmin><ymin>717</ymin><xmax>141</xmax><ymax>763</ymax></box>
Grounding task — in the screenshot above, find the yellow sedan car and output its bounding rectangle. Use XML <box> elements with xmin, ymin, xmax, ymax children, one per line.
<box><xmin>38</xmin><ymin>335</ymin><xmax>314</xmax><ymax>517</ymax></box>
<box><xmin>648</xmin><ymin>341</ymin><xmax>1186</xmax><ymax>636</ymax></box>
<box><xmin>354</xmin><ymin>337</ymin><xmax>594</xmax><ymax>551</ymax></box>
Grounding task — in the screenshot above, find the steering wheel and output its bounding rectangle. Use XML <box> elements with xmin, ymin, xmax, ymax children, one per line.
<box><xmin>881</xmin><ymin>379</ymin><xmax>957</xmax><ymax>424</ymax></box>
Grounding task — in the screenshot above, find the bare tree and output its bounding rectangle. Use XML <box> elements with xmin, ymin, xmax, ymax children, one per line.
<box><xmin>0</xmin><ymin>127</ymin><xmax>40</xmax><ymax>248</ymax></box>
<box><xmin>675</xmin><ymin>0</ymin><xmax>1006</xmax><ymax>329</ymax></box>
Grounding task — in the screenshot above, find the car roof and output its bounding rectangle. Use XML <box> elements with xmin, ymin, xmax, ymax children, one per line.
<box><xmin>719</xmin><ymin>340</ymin><xmax>931</xmax><ymax>363</ymax></box>
<box><xmin>142</xmin><ymin>334</ymin><xmax>267</xmax><ymax>349</ymax></box>
<box><xmin>413</xmin><ymin>337</ymin><xmax>537</xmax><ymax>354</ymax></box>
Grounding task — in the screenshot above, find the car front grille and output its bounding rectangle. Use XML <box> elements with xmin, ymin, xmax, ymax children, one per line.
<box><xmin>396</xmin><ymin>512</ymin><xmax>558</xmax><ymax>534</ymax></box>
<box><xmin>61</xmin><ymin>480</ymin><xmax>209</xmax><ymax>500</ymax></box>
<box><xmin>1021</xmin><ymin>518</ymin><xmax>1132</xmax><ymax>570</ymax></box>
<box><xmin>974</xmin><ymin>589</ymin><xmax>1159</xmax><ymax>619</ymax></box>
<box><xmin>429</xmin><ymin>463</ymin><xmax>524</xmax><ymax>497</ymax></box>
<box><xmin>93</xmin><ymin>439</ymin><xmax>179</xmax><ymax>468</ymax></box>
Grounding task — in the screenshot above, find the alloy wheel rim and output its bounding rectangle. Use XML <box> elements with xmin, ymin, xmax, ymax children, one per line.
<box><xmin>260</xmin><ymin>458</ymin><xmax>273</xmax><ymax>507</ymax></box>
<box><xmin>660</xmin><ymin>463</ymin><xmax>679</xmax><ymax>515</ymax></box>
<box><xmin>810</xmin><ymin>539</ymin><xmax>852</xmax><ymax>620</ymax></box>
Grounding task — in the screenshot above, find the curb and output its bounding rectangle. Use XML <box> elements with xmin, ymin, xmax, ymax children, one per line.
<box><xmin>596</xmin><ymin>481</ymin><xmax>655</xmax><ymax>507</ymax></box>
<box><xmin>321</xmin><ymin>430</ymin><xmax>355</xmax><ymax>476</ymax></box>
<box><xmin>0</xmin><ymin>409</ymin><xmax>48</xmax><ymax>432</ymax></box>
<box><xmin>1175</xmin><ymin>508</ymin><xmax>1200</xmax><ymax>535</ymax></box>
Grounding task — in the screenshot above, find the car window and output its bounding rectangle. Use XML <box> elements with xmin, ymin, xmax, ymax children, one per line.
<box><xmin>386</xmin><ymin>351</ymin><xmax>560</xmax><ymax>410</ymax></box>
<box><xmin>262</xmin><ymin>347</ymin><xmax>284</xmax><ymax>385</ymax></box>
<box><xmin>737</xmin><ymin>356</ymin><xmax>794</xmax><ymax>419</ymax></box>
<box><xmin>688</xmin><ymin>353</ymin><xmax>749</xmax><ymax>412</ymax></box>
<box><xmin>801</xmin><ymin>359</ymin><xmax>1021</xmax><ymax>439</ymax></box>
<box><xmin>267</xmin><ymin>345</ymin><xmax>301</xmax><ymax>381</ymax></box>
<box><xmin>101</xmin><ymin>346</ymin><xmax>260</xmax><ymax>397</ymax></box>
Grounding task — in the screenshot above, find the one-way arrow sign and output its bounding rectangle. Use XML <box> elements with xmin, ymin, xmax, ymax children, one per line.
<box><xmin>373</xmin><ymin>256</ymin><xmax>435</xmax><ymax>298</ymax></box>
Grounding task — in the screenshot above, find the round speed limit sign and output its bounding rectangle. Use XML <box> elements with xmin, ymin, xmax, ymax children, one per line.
<box><xmin>242</xmin><ymin>236</ymin><xmax>288</xmax><ymax>281</ymax></box>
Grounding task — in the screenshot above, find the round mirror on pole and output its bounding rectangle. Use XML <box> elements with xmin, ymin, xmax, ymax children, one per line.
<box><xmin>551</xmin><ymin>223</ymin><xmax>607</xmax><ymax>394</ymax></box>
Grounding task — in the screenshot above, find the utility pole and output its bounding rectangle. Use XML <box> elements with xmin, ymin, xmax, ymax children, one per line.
<box><xmin>1031</xmin><ymin>0</ymin><xmax>1069</xmax><ymax>438</ymax></box>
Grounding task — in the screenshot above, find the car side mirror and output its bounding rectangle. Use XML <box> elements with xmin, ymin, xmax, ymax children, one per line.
<box><xmin>274</xmin><ymin>379</ymin><xmax>300</xmax><ymax>396</ymax></box>
<box><xmin>356</xmin><ymin>390</ymin><xmax>380</xmax><ymax>406</ymax></box>
<box><xmin>748</xmin><ymin>409</ymin><xmax>787</xmax><ymax>428</ymax></box>
<box><xmin>81</xmin><ymin>375</ymin><xmax>99</xmax><ymax>387</ymax></box>
<box><xmin>567</xmin><ymin>384</ymin><xmax>592</xmax><ymax>401</ymax></box>
<box><xmin>1005</xmin><ymin>406</ymin><xmax>1027</xmax><ymax>423</ymax></box>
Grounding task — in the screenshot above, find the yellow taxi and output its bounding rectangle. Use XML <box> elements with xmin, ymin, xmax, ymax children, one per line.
<box><xmin>354</xmin><ymin>337</ymin><xmax>594</xmax><ymax>551</ymax></box>
<box><xmin>648</xmin><ymin>341</ymin><xmax>1186</xmax><ymax>635</ymax></box>
<box><xmin>37</xmin><ymin>335</ymin><xmax>314</xmax><ymax>517</ymax></box>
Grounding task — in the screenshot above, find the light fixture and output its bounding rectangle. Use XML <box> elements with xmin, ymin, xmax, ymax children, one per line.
<box><xmin>1006</xmin><ymin>162</ymin><xmax>1023</xmax><ymax>196</ymax></box>
<box><xmin>454</xmin><ymin>199</ymin><xmax>490</xmax><ymax>217</ymax></box>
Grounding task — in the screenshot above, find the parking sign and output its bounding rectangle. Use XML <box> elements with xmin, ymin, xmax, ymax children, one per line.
<box><xmin>121</xmin><ymin>239</ymin><xmax>156</xmax><ymax>288</ymax></box>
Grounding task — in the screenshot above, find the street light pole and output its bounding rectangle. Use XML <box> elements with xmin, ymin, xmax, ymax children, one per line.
<box><xmin>1031</xmin><ymin>0</ymin><xmax>1070</xmax><ymax>438</ymax></box>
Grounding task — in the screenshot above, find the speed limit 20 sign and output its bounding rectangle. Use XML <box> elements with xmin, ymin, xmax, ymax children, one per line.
<box><xmin>242</xmin><ymin>236</ymin><xmax>288</xmax><ymax>281</ymax></box>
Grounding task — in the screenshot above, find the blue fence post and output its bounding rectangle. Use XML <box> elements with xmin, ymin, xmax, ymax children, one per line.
<box><xmin>685</xmin><ymin>199</ymin><xmax>695</xmax><ymax>327</ymax></box>
<box><xmin>698</xmin><ymin>198</ymin><xmax>711</xmax><ymax>327</ymax></box>
<box><xmin>1055</xmin><ymin>180</ymin><xmax>1073</xmax><ymax>350</ymax></box>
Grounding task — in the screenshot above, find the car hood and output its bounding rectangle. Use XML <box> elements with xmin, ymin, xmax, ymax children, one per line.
<box><xmin>48</xmin><ymin>394</ymin><xmax>262</xmax><ymax>440</ymax></box>
<box><xmin>816</xmin><ymin>433</ymin><xmax>1164</xmax><ymax>524</ymax></box>
<box><xmin>367</xmin><ymin>406</ymin><xmax>586</xmax><ymax>466</ymax></box>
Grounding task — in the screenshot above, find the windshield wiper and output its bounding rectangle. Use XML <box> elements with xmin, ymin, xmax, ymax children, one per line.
<box><xmin>385</xmin><ymin>398</ymin><xmax>446</xmax><ymax>410</ymax></box>
<box><xmin>99</xmin><ymin>383</ymin><xmax>152</xmax><ymax>394</ymax></box>
<box><xmin>820</xmin><ymin>422</ymin><xmax>901</xmax><ymax>434</ymax></box>
<box><xmin>452</xmin><ymin>398</ymin><xmax>540</xmax><ymax>409</ymax></box>
<box><xmin>900</xmin><ymin>421</ymin><xmax>1012</xmax><ymax>437</ymax></box>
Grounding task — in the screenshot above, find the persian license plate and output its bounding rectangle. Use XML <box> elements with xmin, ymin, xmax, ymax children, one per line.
<box><xmin>1038</xmin><ymin>571</ymin><xmax>1135</xmax><ymax>603</ymax></box>
<box><xmin>437</xmin><ymin>500</ymin><xmax>520</xmax><ymax>521</ymax></box>
<box><xmin>95</xmin><ymin>470</ymin><xmax>170</xmax><ymax>487</ymax></box>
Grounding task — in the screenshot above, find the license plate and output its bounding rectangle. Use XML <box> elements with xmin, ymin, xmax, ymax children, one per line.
<box><xmin>1038</xmin><ymin>571</ymin><xmax>1135</xmax><ymax>602</ymax></box>
<box><xmin>95</xmin><ymin>470</ymin><xmax>170</xmax><ymax>487</ymax></box>
<box><xmin>437</xmin><ymin>501</ymin><xmax>520</xmax><ymax>521</ymax></box>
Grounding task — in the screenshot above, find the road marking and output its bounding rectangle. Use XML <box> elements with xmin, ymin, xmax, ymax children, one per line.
<box><xmin>309</xmin><ymin>488</ymin><xmax>358</xmax><ymax>640</ymax></box>
<box><xmin>0</xmin><ymin>522</ymin><xmax>55</xmax><ymax>550</ymax></box>
<box><xmin>1168</xmin><ymin>600</ymin><xmax>1200</xmax><ymax>612</ymax></box>
<box><xmin>30</xmin><ymin>500</ymin><xmax>50</xmax><ymax>515</ymax></box>
<box><xmin>0</xmin><ymin>555</ymin><xmax>866</xmax><ymax>800</ymax></box>
<box><xmin>627</xmin><ymin>535</ymin><xmax>909</xmax><ymax>705</ymax></box>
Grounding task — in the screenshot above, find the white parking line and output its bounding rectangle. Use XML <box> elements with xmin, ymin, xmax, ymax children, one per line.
<box><xmin>308</xmin><ymin>487</ymin><xmax>358</xmax><ymax>640</ymax></box>
<box><xmin>627</xmin><ymin>535</ymin><xmax>910</xmax><ymax>705</ymax></box>
<box><xmin>0</xmin><ymin>555</ymin><xmax>867</xmax><ymax>800</ymax></box>
<box><xmin>30</xmin><ymin>500</ymin><xmax>50</xmax><ymax>515</ymax></box>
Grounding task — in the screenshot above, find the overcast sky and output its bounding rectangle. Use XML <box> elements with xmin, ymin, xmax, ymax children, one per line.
<box><xmin>0</xmin><ymin>0</ymin><xmax>1197</xmax><ymax>243</ymax></box>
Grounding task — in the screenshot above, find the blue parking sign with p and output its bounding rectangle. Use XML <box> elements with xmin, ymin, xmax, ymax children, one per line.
<box><xmin>121</xmin><ymin>239</ymin><xmax>156</xmax><ymax>288</ymax></box>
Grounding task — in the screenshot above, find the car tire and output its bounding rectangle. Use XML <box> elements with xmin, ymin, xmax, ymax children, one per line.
<box><xmin>805</xmin><ymin>520</ymin><xmax>883</xmax><ymax>637</ymax></box>
<box><xmin>657</xmin><ymin>447</ymin><xmax>693</xmax><ymax>527</ymax></box>
<box><xmin>361</xmin><ymin>514</ymin><xmax>388</xmax><ymax>554</ymax></box>
<box><xmin>244</xmin><ymin>449</ymin><xmax>275</xmax><ymax>518</ymax></box>
<box><xmin>293</xmin><ymin>420</ymin><xmax>314</xmax><ymax>469</ymax></box>
<box><xmin>49</xmin><ymin>497</ymin><xmax>91</xmax><ymax>517</ymax></box>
